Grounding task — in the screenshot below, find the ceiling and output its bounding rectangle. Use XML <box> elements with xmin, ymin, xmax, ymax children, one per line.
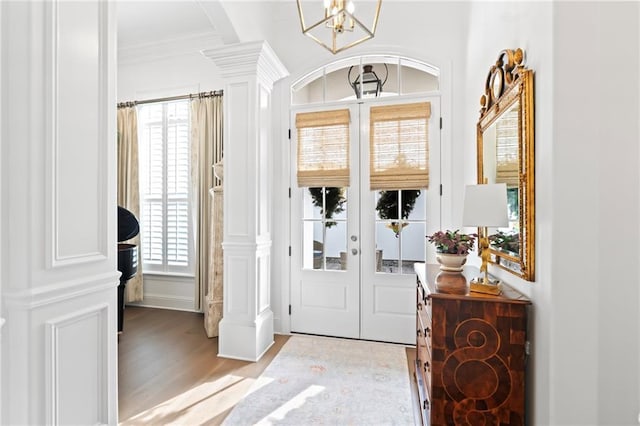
<box><xmin>115</xmin><ymin>0</ymin><xmax>337</xmax><ymax>69</ymax></box>
<box><xmin>116</xmin><ymin>0</ymin><xmax>312</xmax><ymax>48</ymax></box>
<box><xmin>117</xmin><ymin>0</ymin><xmax>242</xmax><ymax>50</ymax></box>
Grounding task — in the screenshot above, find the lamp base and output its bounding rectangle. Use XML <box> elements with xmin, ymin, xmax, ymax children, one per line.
<box><xmin>469</xmin><ymin>279</ymin><xmax>502</xmax><ymax>295</ymax></box>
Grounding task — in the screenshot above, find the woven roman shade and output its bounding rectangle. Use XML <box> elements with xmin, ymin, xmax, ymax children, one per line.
<box><xmin>296</xmin><ymin>109</ymin><xmax>350</xmax><ymax>187</ymax></box>
<box><xmin>495</xmin><ymin>108</ymin><xmax>519</xmax><ymax>188</ymax></box>
<box><xmin>369</xmin><ymin>102</ymin><xmax>431</xmax><ymax>190</ymax></box>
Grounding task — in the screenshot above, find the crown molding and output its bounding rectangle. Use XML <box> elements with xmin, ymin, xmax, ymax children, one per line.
<box><xmin>118</xmin><ymin>32</ymin><xmax>224</xmax><ymax>66</ymax></box>
<box><xmin>202</xmin><ymin>40</ymin><xmax>289</xmax><ymax>87</ymax></box>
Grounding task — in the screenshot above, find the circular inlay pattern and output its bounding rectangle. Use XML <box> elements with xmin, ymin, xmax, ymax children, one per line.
<box><xmin>442</xmin><ymin>318</ymin><xmax>512</xmax><ymax>422</ymax></box>
<box><xmin>467</xmin><ymin>330</ymin><xmax>486</xmax><ymax>347</ymax></box>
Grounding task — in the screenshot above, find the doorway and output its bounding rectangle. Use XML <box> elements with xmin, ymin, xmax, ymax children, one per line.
<box><xmin>290</xmin><ymin>96</ymin><xmax>441</xmax><ymax>344</ymax></box>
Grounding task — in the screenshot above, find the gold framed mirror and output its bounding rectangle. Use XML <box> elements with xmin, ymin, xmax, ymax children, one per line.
<box><xmin>477</xmin><ymin>48</ymin><xmax>535</xmax><ymax>281</ymax></box>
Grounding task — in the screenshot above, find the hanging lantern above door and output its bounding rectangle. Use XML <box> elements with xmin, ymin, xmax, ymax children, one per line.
<box><xmin>348</xmin><ymin>64</ymin><xmax>388</xmax><ymax>98</ymax></box>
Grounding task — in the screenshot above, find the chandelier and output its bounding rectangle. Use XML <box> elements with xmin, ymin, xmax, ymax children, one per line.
<box><xmin>296</xmin><ymin>0</ymin><xmax>382</xmax><ymax>54</ymax></box>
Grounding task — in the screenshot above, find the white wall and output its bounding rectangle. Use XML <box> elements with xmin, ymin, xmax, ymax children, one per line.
<box><xmin>552</xmin><ymin>3</ymin><xmax>639</xmax><ymax>424</ymax></box>
<box><xmin>1</xmin><ymin>1</ymin><xmax>119</xmax><ymax>424</ymax></box>
<box><xmin>118</xmin><ymin>50</ymin><xmax>224</xmax><ymax>102</ymax></box>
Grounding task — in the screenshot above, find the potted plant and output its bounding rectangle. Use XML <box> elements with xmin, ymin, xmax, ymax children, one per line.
<box><xmin>427</xmin><ymin>229</ymin><xmax>477</xmax><ymax>272</ymax></box>
<box><xmin>489</xmin><ymin>230</ymin><xmax>519</xmax><ymax>254</ymax></box>
<box><xmin>376</xmin><ymin>190</ymin><xmax>421</xmax><ymax>237</ymax></box>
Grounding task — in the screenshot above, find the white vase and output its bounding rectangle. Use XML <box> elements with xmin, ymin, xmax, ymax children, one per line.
<box><xmin>436</xmin><ymin>253</ymin><xmax>467</xmax><ymax>272</ymax></box>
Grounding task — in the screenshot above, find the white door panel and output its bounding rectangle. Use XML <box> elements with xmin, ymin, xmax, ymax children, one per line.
<box><xmin>360</xmin><ymin>275</ymin><xmax>416</xmax><ymax>343</ymax></box>
<box><xmin>290</xmin><ymin>272</ymin><xmax>359</xmax><ymax>338</ymax></box>
<box><xmin>290</xmin><ymin>104</ymin><xmax>360</xmax><ymax>339</ymax></box>
<box><xmin>360</xmin><ymin>96</ymin><xmax>441</xmax><ymax>345</ymax></box>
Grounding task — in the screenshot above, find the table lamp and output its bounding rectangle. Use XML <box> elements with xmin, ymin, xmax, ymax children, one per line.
<box><xmin>462</xmin><ymin>183</ymin><xmax>508</xmax><ymax>295</ymax></box>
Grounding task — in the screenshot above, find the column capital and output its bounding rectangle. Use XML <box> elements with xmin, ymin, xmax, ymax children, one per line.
<box><xmin>202</xmin><ymin>40</ymin><xmax>289</xmax><ymax>88</ymax></box>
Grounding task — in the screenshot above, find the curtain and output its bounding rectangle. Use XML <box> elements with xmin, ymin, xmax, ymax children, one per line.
<box><xmin>117</xmin><ymin>104</ymin><xmax>144</xmax><ymax>302</ymax></box>
<box><xmin>296</xmin><ymin>109</ymin><xmax>351</xmax><ymax>187</ymax></box>
<box><xmin>369</xmin><ymin>102</ymin><xmax>431</xmax><ymax>190</ymax></box>
<box><xmin>190</xmin><ymin>95</ymin><xmax>223</xmax><ymax>317</ymax></box>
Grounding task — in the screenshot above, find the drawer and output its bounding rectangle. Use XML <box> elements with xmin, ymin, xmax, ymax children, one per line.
<box><xmin>417</xmin><ymin>316</ymin><xmax>433</xmax><ymax>388</ymax></box>
<box><xmin>417</xmin><ymin>282</ymin><xmax>425</xmax><ymax>306</ymax></box>
<box><xmin>417</xmin><ymin>339</ymin><xmax>432</xmax><ymax>392</ymax></box>
<box><xmin>417</xmin><ymin>311</ymin><xmax>432</xmax><ymax>355</ymax></box>
<box><xmin>417</xmin><ymin>295</ymin><xmax>431</xmax><ymax>323</ymax></box>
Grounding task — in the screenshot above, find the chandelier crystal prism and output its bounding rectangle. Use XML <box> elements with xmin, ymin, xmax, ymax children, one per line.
<box><xmin>296</xmin><ymin>0</ymin><xmax>382</xmax><ymax>54</ymax></box>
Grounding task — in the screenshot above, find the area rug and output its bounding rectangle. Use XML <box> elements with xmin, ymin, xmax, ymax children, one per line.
<box><xmin>222</xmin><ymin>334</ymin><xmax>414</xmax><ymax>425</ymax></box>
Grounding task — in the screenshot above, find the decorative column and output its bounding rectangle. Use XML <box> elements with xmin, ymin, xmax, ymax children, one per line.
<box><xmin>202</xmin><ymin>41</ymin><xmax>288</xmax><ymax>361</ymax></box>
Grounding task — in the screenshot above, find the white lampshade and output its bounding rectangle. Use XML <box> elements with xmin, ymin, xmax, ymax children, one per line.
<box><xmin>462</xmin><ymin>183</ymin><xmax>509</xmax><ymax>227</ymax></box>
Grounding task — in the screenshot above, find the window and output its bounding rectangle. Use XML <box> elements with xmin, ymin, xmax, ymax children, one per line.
<box><xmin>369</xmin><ymin>102</ymin><xmax>431</xmax><ymax>274</ymax></box>
<box><xmin>138</xmin><ymin>101</ymin><xmax>193</xmax><ymax>274</ymax></box>
<box><xmin>291</xmin><ymin>55</ymin><xmax>440</xmax><ymax>105</ymax></box>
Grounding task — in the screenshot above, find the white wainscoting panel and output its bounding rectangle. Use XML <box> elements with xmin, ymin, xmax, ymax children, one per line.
<box><xmin>46</xmin><ymin>304</ymin><xmax>109</xmax><ymax>425</ymax></box>
<box><xmin>258</xmin><ymin>85</ymin><xmax>270</xmax><ymax>236</ymax></box>
<box><xmin>225</xmin><ymin>81</ymin><xmax>250</xmax><ymax>239</ymax></box>
<box><xmin>51</xmin><ymin>0</ymin><xmax>109</xmax><ymax>266</ymax></box>
<box><xmin>227</xmin><ymin>254</ymin><xmax>250</xmax><ymax>316</ymax></box>
<box><xmin>258</xmin><ymin>252</ymin><xmax>270</xmax><ymax>313</ymax></box>
<box><xmin>128</xmin><ymin>274</ymin><xmax>196</xmax><ymax>311</ymax></box>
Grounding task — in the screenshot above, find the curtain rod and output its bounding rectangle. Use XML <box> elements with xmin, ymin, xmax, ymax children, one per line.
<box><xmin>117</xmin><ymin>90</ymin><xmax>223</xmax><ymax>108</ymax></box>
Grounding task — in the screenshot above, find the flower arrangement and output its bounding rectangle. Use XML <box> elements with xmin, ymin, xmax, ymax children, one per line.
<box><xmin>427</xmin><ymin>229</ymin><xmax>477</xmax><ymax>255</ymax></box>
<box><xmin>489</xmin><ymin>230</ymin><xmax>519</xmax><ymax>253</ymax></box>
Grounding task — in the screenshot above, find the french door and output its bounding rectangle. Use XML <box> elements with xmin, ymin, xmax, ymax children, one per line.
<box><xmin>290</xmin><ymin>96</ymin><xmax>441</xmax><ymax>344</ymax></box>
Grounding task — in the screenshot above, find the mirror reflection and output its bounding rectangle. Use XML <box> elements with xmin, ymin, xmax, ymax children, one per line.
<box><xmin>477</xmin><ymin>48</ymin><xmax>534</xmax><ymax>281</ymax></box>
<box><xmin>482</xmin><ymin>101</ymin><xmax>520</xmax><ymax>257</ymax></box>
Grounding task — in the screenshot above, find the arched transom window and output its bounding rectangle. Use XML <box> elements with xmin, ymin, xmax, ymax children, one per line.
<box><xmin>291</xmin><ymin>55</ymin><xmax>439</xmax><ymax>105</ymax></box>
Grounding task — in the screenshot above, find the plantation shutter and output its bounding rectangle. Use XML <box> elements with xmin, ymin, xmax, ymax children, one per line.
<box><xmin>369</xmin><ymin>102</ymin><xmax>430</xmax><ymax>190</ymax></box>
<box><xmin>139</xmin><ymin>101</ymin><xmax>191</xmax><ymax>271</ymax></box>
<box><xmin>140</xmin><ymin>106</ymin><xmax>165</xmax><ymax>264</ymax></box>
<box><xmin>296</xmin><ymin>109</ymin><xmax>350</xmax><ymax>187</ymax></box>
<box><xmin>495</xmin><ymin>107</ymin><xmax>519</xmax><ymax>188</ymax></box>
<box><xmin>165</xmin><ymin>106</ymin><xmax>190</xmax><ymax>266</ymax></box>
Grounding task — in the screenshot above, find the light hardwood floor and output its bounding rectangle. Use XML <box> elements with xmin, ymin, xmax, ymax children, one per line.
<box><xmin>118</xmin><ymin>306</ymin><xmax>420</xmax><ymax>425</ymax></box>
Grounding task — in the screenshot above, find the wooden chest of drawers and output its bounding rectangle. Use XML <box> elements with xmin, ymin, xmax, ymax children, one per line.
<box><xmin>414</xmin><ymin>264</ymin><xmax>531</xmax><ymax>425</ymax></box>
